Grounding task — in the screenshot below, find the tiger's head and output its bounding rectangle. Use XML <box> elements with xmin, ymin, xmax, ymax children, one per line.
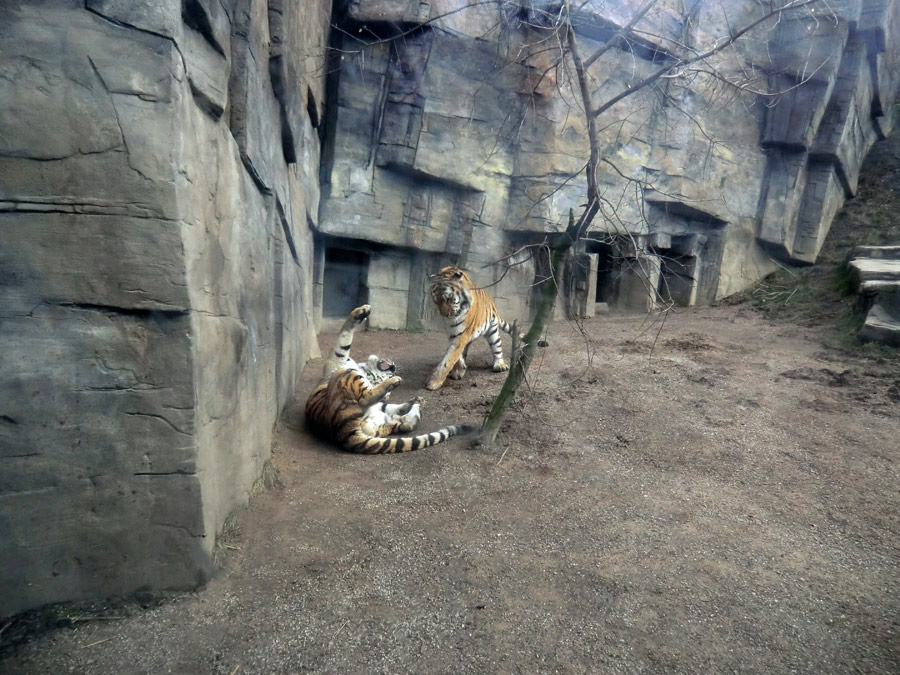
<box><xmin>429</xmin><ymin>266</ymin><xmax>473</xmax><ymax>318</ymax></box>
<box><xmin>359</xmin><ymin>354</ymin><xmax>396</xmax><ymax>384</ymax></box>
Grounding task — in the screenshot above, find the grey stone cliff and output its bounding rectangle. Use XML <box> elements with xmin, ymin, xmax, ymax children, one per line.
<box><xmin>0</xmin><ymin>0</ymin><xmax>330</xmax><ymax>615</ymax></box>
<box><xmin>2</xmin><ymin>0</ymin><xmax>899</xmax><ymax>616</ymax></box>
<box><xmin>318</xmin><ymin>0</ymin><xmax>900</xmax><ymax>327</ymax></box>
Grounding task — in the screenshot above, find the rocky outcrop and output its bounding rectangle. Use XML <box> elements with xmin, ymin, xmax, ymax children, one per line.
<box><xmin>0</xmin><ymin>0</ymin><xmax>330</xmax><ymax>616</ymax></box>
<box><xmin>317</xmin><ymin>0</ymin><xmax>900</xmax><ymax>327</ymax></box>
<box><xmin>758</xmin><ymin>0</ymin><xmax>900</xmax><ymax>263</ymax></box>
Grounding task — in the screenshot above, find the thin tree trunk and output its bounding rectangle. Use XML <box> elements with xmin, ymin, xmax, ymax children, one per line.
<box><xmin>478</xmin><ymin>214</ymin><xmax>577</xmax><ymax>447</ymax></box>
<box><xmin>477</xmin><ymin>6</ymin><xmax>602</xmax><ymax>447</ymax></box>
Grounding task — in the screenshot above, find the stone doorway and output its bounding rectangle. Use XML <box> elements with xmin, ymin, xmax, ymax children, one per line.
<box><xmin>585</xmin><ymin>241</ymin><xmax>618</xmax><ymax>305</ymax></box>
<box><xmin>322</xmin><ymin>247</ymin><xmax>369</xmax><ymax>318</ymax></box>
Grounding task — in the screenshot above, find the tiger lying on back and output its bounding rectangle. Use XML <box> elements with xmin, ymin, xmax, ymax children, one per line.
<box><xmin>426</xmin><ymin>266</ymin><xmax>547</xmax><ymax>391</ymax></box>
<box><xmin>305</xmin><ymin>305</ymin><xmax>472</xmax><ymax>453</ymax></box>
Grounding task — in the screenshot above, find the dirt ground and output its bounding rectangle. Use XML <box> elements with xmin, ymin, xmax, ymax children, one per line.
<box><xmin>2</xmin><ymin>305</ymin><xmax>898</xmax><ymax>674</ymax></box>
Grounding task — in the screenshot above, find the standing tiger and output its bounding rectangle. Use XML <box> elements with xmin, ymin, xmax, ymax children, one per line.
<box><xmin>305</xmin><ymin>304</ymin><xmax>472</xmax><ymax>453</ymax></box>
<box><xmin>426</xmin><ymin>266</ymin><xmax>546</xmax><ymax>391</ymax></box>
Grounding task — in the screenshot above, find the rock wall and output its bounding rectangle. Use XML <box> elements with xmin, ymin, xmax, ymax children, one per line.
<box><xmin>318</xmin><ymin>0</ymin><xmax>900</xmax><ymax>326</ymax></box>
<box><xmin>2</xmin><ymin>0</ymin><xmax>898</xmax><ymax>618</ymax></box>
<box><xmin>0</xmin><ymin>0</ymin><xmax>330</xmax><ymax>616</ymax></box>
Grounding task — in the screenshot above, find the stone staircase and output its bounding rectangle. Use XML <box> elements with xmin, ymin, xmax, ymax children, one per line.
<box><xmin>848</xmin><ymin>246</ymin><xmax>900</xmax><ymax>346</ymax></box>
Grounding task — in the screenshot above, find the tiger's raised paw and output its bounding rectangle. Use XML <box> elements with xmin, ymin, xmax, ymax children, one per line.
<box><xmin>349</xmin><ymin>305</ymin><xmax>371</xmax><ymax>323</ymax></box>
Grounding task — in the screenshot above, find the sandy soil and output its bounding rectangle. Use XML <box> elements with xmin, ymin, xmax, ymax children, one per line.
<box><xmin>3</xmin><ymin>306</ymin><xmax>898</xmax><ymax>674</ymax></box>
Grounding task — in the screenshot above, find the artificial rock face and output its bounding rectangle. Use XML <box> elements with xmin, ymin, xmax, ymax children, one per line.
<box><xmin>318</xmin><ymin>0</ymin><xmax>900</xmax><ymax>326</ymax></box>
<box><xmin>2</xmin><ymin>0</ymin><xmax>898</xmax><ymax>616</ymax></box>
<box><xmin>0</xmin><ymin>0</ymin><xmax>330</xmax><ymax>615</ymax></box>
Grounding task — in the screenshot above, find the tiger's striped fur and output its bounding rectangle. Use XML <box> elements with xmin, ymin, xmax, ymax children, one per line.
<box><xmin>426</xmin><ymin>266</ymin><xmax>546</xmax><ymax>391</ymax></box>
<box><xmin>305</xmin><ymin>305</ymin><xmax>472</xmax><ymax>453</ymax></box>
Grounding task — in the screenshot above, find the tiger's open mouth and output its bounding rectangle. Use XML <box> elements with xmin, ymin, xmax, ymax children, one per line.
<box><xmin>377</xmin><ymin>358</ymin><xmax>396</xmax><ymax>372</ymax></box>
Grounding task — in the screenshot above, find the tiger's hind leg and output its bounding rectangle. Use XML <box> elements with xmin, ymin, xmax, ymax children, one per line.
<box><xmin>365</xmin><ymin>396</ymin><xmax>424</xmax><ymax>436</ymax></box>
<box><xmin>483</xmin><ymin>320</ymin><xmax>509</xmax><ymax>372</ymax></box>
<box><xmin>385</xmin><ymin>396</ymin><xmax>424</xmax><ymax>433</ymax></box>
<box><xmin>323</xmin><ymin>305</ymin><xmax>371</xmax><ymax>375</ymax></box>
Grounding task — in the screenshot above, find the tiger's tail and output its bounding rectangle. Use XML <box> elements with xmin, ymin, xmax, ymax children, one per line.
<box><xmin>343</xmin><ymin>425</ymin><xmax>475</xmax><ymax>454</ymax></box>
<box><xmin>497</xmin><ymin>320</ymin><xmax>549</xmax><ymax>348</ymax></box>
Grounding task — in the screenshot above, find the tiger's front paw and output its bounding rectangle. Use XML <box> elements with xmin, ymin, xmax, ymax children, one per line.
<box><xmin>385</xmin><ymin>375</ymin><xmax>402</xmax><ymax>390</ymax></box>
<box><xmin>425</xmin><ymin>378</ymin><xmax>443</xmax><ymax>391</ymax></box>
<box><xmin>492</xmin><ymin>361</ymin><xmax>510</xmax><ymax>373</ymax></box>
<box><xmin>350</xmin><ymin>305</ymin><xmax>371</xmax><ymax>323</ymax></box>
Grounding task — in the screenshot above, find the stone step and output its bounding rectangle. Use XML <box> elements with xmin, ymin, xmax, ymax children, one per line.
<box><xmin>859</xmin><ymin>303</ymin><xmax>900</xmax><ymax>347</ymax></box>
<box><xmin>860</xmin><ymin>279</ymin><xmax>900</xmax><ymax>294</ymax></box>
<box><xmin>853</xmin><ymin>245</ymin><xmax>900</xmax><ymax>260</ymax></box>
<box><xmin>854</xmin><ymin>245</ymin><xmax>900</xmax><ymax>260</ymax></box>
<box><xmin>848</xmin><ymin>257</ymin><xmax>900</xmax><ymax>282</ymax></box>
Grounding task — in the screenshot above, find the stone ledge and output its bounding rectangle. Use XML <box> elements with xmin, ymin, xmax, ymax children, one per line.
<box><xmin>859</xmin><ymin>300</ymin><xmax>900</xmax><ymax>347</ymax></box>
<box><xmin>848</xmin><ymin>257</ymin><xmax>900</xmax><ymax>281</ymax></box>
<box><xmin>854</xmin><ymin>244</ymin><xmax>900</xmax><ymax>260</ymax></box>
<box><xmin>849</xmin><ymin>246</ymin><xmax>900</xmax><ymax>347</ymax></box>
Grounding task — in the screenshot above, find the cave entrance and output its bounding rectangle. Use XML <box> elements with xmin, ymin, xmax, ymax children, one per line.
<box><xmin>657</xmin><ymin>252</ymin><xmax>696</xmax><ymax>307</ymax></box>
<box><xmin>322</xmin><ymin>247</ymin><xmax>369</xmax><ymax>318</ymax></box>
<box><xmin>584</xmin><ymin>240</ymin><xmax>617</xmax><ymax>305</ymax></box>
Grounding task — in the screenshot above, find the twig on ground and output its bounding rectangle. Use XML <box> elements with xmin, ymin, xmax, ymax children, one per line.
<box><xmin>328</xmin><ymin>620</ymin><xmax>349</xmax><ymax>649</ymax></box>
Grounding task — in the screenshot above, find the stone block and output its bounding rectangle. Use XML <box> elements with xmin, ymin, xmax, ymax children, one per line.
<box><xmin>810</xmin><ymin>36</ymin><xmax>875</xmax><ymax>195</ymax></box>
<box><xmin>228</xmin><ymin>0</ymin><xmax>286</xmax><ymax>196</ymax></box>
<box><xmin>859</xmin><ymin>0</ymin><xmax>896</xmax><ymax>53</ymax></box>
<box><xmin>184</xmin><ymin>0</ymin><xmax>230</xmax><ymax>56</ymax></box>
<box><xmin>366</xmin><ymin>252</ymin><xmax>411</xmax><ymax>329</ymax></box>
<box><xmin>763</xmin><ymin>78</ymin><xmax>835</xmax><ymax>150</ymax></box>
<box><xmin>848</xmin><ymin>258</ymin><xmax>900</xmax><ymax>283</ymax></box>
<box><xmin>853</xmin><ymin>245</ymin><xmax>900</xmax><ymax>260</ymax></box>
<box><xmin>183</xmin><ymin>23</ymin><xmax>229</xmax><ymax>119</ymax></box>
<box><xmin>859</xmin><ymin>293</ymin><xmax>900</xmax><ymax>346</ymax></box>
<box><xmin>616</xmin><ymin>255</ymin><xmax>662</xmax><ymax>313</ymax></box>
<box><xmin>368</xmin><ymin>251</ymin><xmax>412</xmax><ymax>291</ymax></box>
<box><xmin>366</xmin><ymin>287</ymin><xmax>410</xmax><ymax>330</ymax></box>
<box><xmin>869</xmin><ymin>50</ymin><xmax>900</xmax><ymax>120</ymax></box>
<box><xmin>757</xmin><ymin>151</ymin><xmax>809</xmax><ymax>260</ymax></box>
<box><xmin>570</xmin><ymin>252</ymin><xmax>599</xmax><ymax>318</ymax></box>
<box><xmin>85</xmin><ymin>0</ymin><xmax>181</xmax><ymax>39</ymax></box>
<box><xmin>0</xmin><ymin>213</ymin><xmax>189</xmax><ymax>312</ymax></box>
<box><xmin>872</xmin><ymin>105</ymin><xmax>895</xmax><ymax>140</ymax></box>
<box><xmin>861</xmin><ymin>0</ymin><xmax>900</xmax><ymax>119</ymax></box>
<box><xmin>347</xmin><ymin>0</ymin><xmax>429</xmax><ymax>24</ymax></box>
<box><xmin>767</xmin><ymin>14</ymin><xmax>848</xmax><ymax>83</ymax></box>
<box><xmin>792</xmin><ymin>163</ymin><xmax>846</xmax><ymax>264</ymax></box>
<box><xmin>0</xmin><ymin>9</ymin><xmax>182</xmax><ymax>221</ymax></box>
<box><xmin>0</xmin><ymin>303</ymin><xmax>204</xmax><ymax>616</ymax></box>
<box><xmin>0</xmin><ymin>10</ymin><xmax>127</xmax><ymax>161</ymax></box>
